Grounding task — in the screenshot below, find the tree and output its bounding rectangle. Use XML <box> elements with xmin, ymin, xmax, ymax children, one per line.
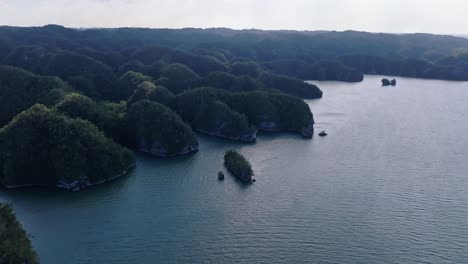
<box><xmin>193</xmin><ymin>97</ymin><xmax>255</xmax><ymax>141</ymax></box>
<box><xmin>55</xmin><ymin>93</ymin><xmax>97</xmax><ymax>120</ymax></box>
<box><xmin>0</xmin><ymin>65</ymin><xmax>71</xmax><ymax>127</ymax></box>
<box><xmin>159</xmin><ymin>63</ymin><xmax>200</xmax><ymax>94</ymax></box>
<box><xmin>230</xmin><ymin>61</ymin><xmax>262</xmax><ymax>78</ymax></box>
<box><xmin>118</xmin><ymin>71</ymin><xmax>153</xmax><ymax>101</ymax></box>
<box><xmin>128</xmin><ymin>81</ymin><xmax>175</xmax><ymax>108</ymax></box>
<box><xmin>258</xmin><ymin>72</ymin><xmax>323</xmax><ymax>99</ymax></box>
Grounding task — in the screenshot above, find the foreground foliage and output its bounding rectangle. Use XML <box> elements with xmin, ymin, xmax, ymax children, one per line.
<box><xmin>0</xmin><ymin>203</ymin><xmax>39</xmax><ymax>264</ymax></box>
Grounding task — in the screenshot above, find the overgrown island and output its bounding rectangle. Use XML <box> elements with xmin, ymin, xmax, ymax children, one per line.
<box><xmin>224</xmin><ymin>150</ymin><xmax>254</xmax><ymax>183</ymax></box>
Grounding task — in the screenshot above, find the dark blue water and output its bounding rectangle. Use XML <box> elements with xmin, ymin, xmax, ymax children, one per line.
<box><xmin>2</xmin><ymin>75</ymin><xmax>468</xmax><ymax>263</ymax></box>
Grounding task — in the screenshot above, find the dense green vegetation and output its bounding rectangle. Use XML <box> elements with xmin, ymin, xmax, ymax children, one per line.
<box><xmin>0</xmin><ymin>105</ymin><xmax>134</xmax><ymax>189</ymax></box>
<box><xmin>157</xmin><ymin>63</ymin><xmax>200</xmax><ymax>94</ymax></box>
<box><xmin>258</xmin><ymin>72</ymin><xmax>323</xmax><ymax>99</ymax></box>
<box><xmin>263</xmin><ymin>60</ymin><xmax>364</xmax><ymax>82</ymax></box>
<box><xmin>0</xmin><ymin>26</ymin><xmax>326</xmax><ymax>101</ymax></box>
<box><xmin>128</xmin><ymin>81</ymin><xmax>176</xmax><ymax>107</ymax></box>
<box><xmin>127</xmin><ymin>100</ymin><xmax>198</xmax><ymax>157</ymax></box>
<box><xmin>192</xmin><ymin>96</ymin><xmax>256</xmax><ymax>141</ymax></box>
<box><xmin>0</xmin><ymin>65</ymin><xmax>70</xmax><ymax>127</ymax></box>
<box><xmin>230</xmin><ymin>61</ymin><xmax>262</xmax><ymax>78</ymax></box>
<box><xmin>176</xmin><ymin>87</ymin><xmax>314</xmax><ymax>138</ymax></box>
<box><xmin>118</xmin><ymin>71</ymin><xmax>154</xmax><ymax>101</ymax></box>
<box><xmin>95</xmin><ymin>101</ymin><xmax>131</xmax><ymax>143</ymax></box>
<box><xmin>55</xmin><ymin>93</ymin><xmax>97</xmax><ymax>120</ymax></box>
<box><xmin>200</xmin><ymin>72</ymin><xmax>262</xmax><ymax>92</ymax></box>
<box><xmin>224</xmin><ymin>150</ymin><xmax>253</xmax><ymax>183</ymax></box>
<box><xmin>3</xmin><ymin>47</ymin><xmax>118</xmax><ymax>99</ymax></box>
<box><xmin>0</xmin><ymin>203</ymin><xmax>39</xmax><ymax>264</ymax></box>
<box><xmin>2</xmin><ymin>26</ymin><xmax>468</xmax><ymax>82</ymax></box>
<box><xmin>54</xmin><ymin>93</ymin><xmax>130</xmax><ymax>146</ymax></box>
<box><xmin>129</xmin><ymin>46</ymin><xmax>228</xmax><ymax>76</ymax></box>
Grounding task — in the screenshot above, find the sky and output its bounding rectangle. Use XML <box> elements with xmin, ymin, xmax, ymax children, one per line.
<box><xmin>0</xmin><ymin>0</ymin><xmax>467</xmax><ymax>34</ymax></box>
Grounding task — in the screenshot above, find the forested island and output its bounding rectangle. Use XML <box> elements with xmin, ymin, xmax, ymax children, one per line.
<box><xmin>0</xmin><ymin>203</ymin><xmax>39</xmax><ymax>264</ymax></box>
<box><xmin>1</xmin><ymin>25</ymin><xmax>468</xmax><ymax>190</ymax></box>
<box><xmin>224</xmin><ymin>150</ymin><xmax>254</xmax><ymax>183</ymax></box>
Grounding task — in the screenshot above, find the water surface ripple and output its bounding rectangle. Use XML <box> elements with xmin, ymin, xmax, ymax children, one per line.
<box><xmin>2</xmin><ymin>76</ymin><xmax>468</xmax><ymax>263</ymax></box>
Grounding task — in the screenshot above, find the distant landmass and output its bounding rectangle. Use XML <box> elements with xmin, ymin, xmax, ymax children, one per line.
<box><xmin>2</xmin><ymin>25</ymin><xmax>468</xmax><ymax>82</ymax></box>
<box><xmin>453</xmin><ymin>34</ymin><xmax>468</xmax><ymax>39</ymax></box>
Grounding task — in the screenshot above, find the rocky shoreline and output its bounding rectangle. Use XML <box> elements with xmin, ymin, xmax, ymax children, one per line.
<box><xmin>136</xmin><ymin>136</ymin><xmax>199</xmax><ymax>157</ymax></box>
<box><xmin>138</xmin><ymin>142</ymin><xmax>199</xmax><ymax>157</ymax></box>
<box><xmin>301</xmin><ymin>119</ymin><xmax>315</xmax><ymax>138</ymax></box>
<box><xmin>196</xmin><ymin>119</ymin><xmax>315</xmax><ymax>142</ymax></box>
<box><xmin>197</xmin><ymin>129</ymin><xmax>257</xmax><ymax>142</ymax></box>
<box><xmin>224</xmin><ymin>150</ymin><xmax>254</xmax><ymax>183</ymax></box>
<box><xmin>5</xmin><ymin>163</ymin><xmax>136</xmax><ymax>192</ymax></box>
<box><xmin>258</xmin><ymin>119</ymin><xmax>315</xmax><ymax>138</ymax></box>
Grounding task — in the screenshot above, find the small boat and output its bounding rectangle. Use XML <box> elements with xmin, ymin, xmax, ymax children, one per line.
<box><xmin>218</xmin><ymin>171</ymin><xmax>225</xmax><ymax>180</ymax></box>
<box><xmin>318</xmin><ymin>131</ymin><xmax>328</xmax><ymax>137</ymax></box>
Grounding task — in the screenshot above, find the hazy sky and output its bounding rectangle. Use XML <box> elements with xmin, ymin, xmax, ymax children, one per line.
<box><xmin>0</xmin><ymin>0</ymin><xmax>467</xmax><ymax>34</ymax></box>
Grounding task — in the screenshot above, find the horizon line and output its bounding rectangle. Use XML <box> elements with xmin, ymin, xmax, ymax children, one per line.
<box><xmin>1</xmin><ymin>24</ymin><xmax>467</xmax><ymax>38</ymax></box>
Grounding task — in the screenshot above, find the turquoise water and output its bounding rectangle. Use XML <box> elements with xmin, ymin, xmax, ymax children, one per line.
<box><xmin>2</xmin><ymin>75</ymin><xmax>468</xmax><ymax>263</ymax></box>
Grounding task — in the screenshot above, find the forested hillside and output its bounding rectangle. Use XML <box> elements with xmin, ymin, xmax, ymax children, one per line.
<box><xmin>2</xmin><ymin>25</ymin><xmax>468</xmax><ymax>81</ymax></box>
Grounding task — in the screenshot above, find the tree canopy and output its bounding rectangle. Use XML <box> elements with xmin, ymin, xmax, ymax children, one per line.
<box><xmin>258</xmin><ymin>72</ymin><xmax>323</xmax><ymax>99</ymax></box>
<box><xmin>128</xmin><ymin>100</ymin><xmax>198</xmax><ymax>157</ymax></box>
<box><xmin>3</xmin><ymin>26</ymin><xmax>468</xmax><ymax>82</ymax></box>
<box><xmin>0</xmin><ymin>65</ymin><xmax>71</xmax><ymax>127</ymax></box>
<box><xmin>176</xmin><ymin>87</ymin><xmax>314</xmax><ymax>137</ymax></box>
<box><xmin>118</xmin><ymin>71</ymin><xmax>153</xmax><ymax>101</ymax></box>
<box><xmin>224</xmin><ymin>150</ymin><xmax>253</xmax><ymax>183</ymax></box>
<box><xmin>230</xmin><ymin>61</ymin><xmax>262</xmax><ymax>78</ymax></box>
<box><xmin>0</xmin><ymin>104</ymin><xmax>134</xmax><ymax>187</ymax></box>
<box><xmin>0</xmin><ymin>203</ymin><xmax>39</xmax><ymax>264</ymax></box>
<box><xmin>55</xmin><ymin>93</ymin><xmax>97</xmax><ymax>120</ymax></box>
<box><xmin>128</xmin><ymin>81</ymin><xmax>175</xmax><ymax>108</ymax></box>
<box><xmin>158</xmin><ymin>63</ymin><xmax>200</xmax><ymax>94</ymax></box>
